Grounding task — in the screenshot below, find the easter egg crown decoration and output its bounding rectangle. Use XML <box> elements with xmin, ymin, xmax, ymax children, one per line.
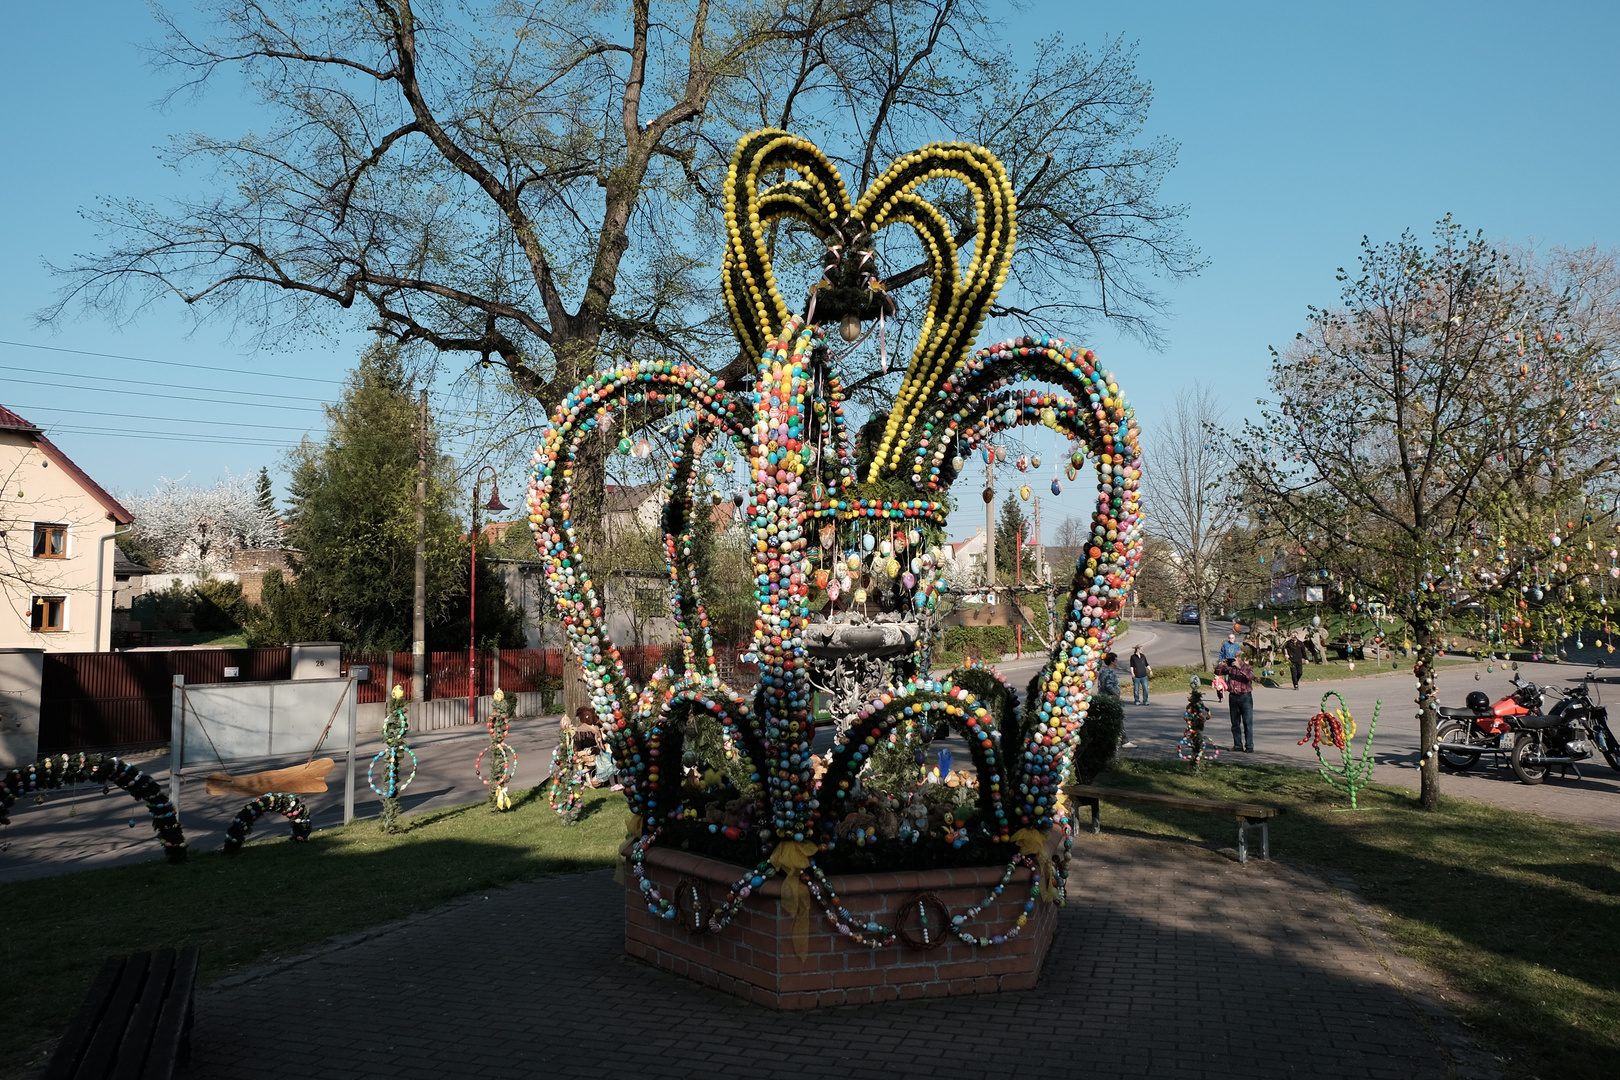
<box><xmin>526</xmin><ymin>130</ymin><xmax>1143</xmax><ymax>940</ymax></box>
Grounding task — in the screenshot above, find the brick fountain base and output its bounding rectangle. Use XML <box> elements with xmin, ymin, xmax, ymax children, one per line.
<box><xmin>624</xmin><ymin>837</ymin><xmax>1062</xmax><ymax>1009</ymax></box>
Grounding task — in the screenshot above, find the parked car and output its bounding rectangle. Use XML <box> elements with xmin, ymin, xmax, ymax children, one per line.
<box><xmin>1176</xmin><ymin>606</ymin><xmax>1200</xmax><ymax>625</ymax></box>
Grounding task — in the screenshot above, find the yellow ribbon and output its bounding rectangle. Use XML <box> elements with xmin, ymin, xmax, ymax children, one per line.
<box><xmin>769</xmin><ymin>839</ymin><xmax>820</xmax><ymax>957</ymax></box>
<box><xmin>1012</xmin><ymin>827</ymin><xmax>1057</xmax><ymax>902</ymax></box>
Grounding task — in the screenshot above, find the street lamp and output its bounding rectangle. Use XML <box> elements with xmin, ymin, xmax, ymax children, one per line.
<box><xmin>470</xmin><ymin>465</ymin><xmax>507</xmax><ymax>725</ymax></box>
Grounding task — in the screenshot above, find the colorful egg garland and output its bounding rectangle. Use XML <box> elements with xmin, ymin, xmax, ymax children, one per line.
<box><xmin>522</xmin><ymin>129</ymin><xmax>1143</xmax><ymax>948</ymax></box>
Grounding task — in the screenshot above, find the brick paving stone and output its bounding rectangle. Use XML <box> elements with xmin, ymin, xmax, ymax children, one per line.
<box><xmin>182</xmin><ymin>832</ymin><xmax>1493</xmax><ymax>1080</ymax></box>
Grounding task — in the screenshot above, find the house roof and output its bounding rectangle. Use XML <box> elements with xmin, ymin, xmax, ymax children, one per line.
<box><xmin>113</xmin><ymin>545</ymin><xmax>152</xmax><ymax>577</ymax></box>
<box><xmin>604</xmin><ymin>482</ymin><xmax>660</xmax><ymax>514</ymax></box>
<box><xmin>1</xmin><ymin>404</ymin><xmax>134</xmax><ymax>524</ymax></box>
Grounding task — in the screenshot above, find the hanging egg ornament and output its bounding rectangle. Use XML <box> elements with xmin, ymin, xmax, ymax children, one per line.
<box><xmin>952</xmin><ymin>454</ymin><xmax>965</xmax><ymax>471</ymax></box>
<box><xmin>862</xmin><ymin>533</ymin><xmax>876</xmax><ymax>552</ymax></box>
<box><xmin>995</xmin><ymin>445</ymin><xmax>1008</xmax><ymax>463</ymax></box>
<box><xmin>908</xmin><ymin>529</ymin><xmax>920</xmax><ymax>545</ymax></box>
<box><xmin>617</xmin><ymin>436</ymin><xmax>634</xmax><ymax>454</ymax></box>
<box><xmin>1020</xmin><ymin>485</ymin><xmax>1031</xmax><ymax>501</ymax></box>
<box><xmin>1051</xmin><ymin>479</ymin><xmax>1062</xmax><ymax>495</ymax></box>
<box><xmin>854</xmin><ymin>588</ymin><xmax>868</xmax><ymax>604</ymax></box>
<box><xmin>886</xmin><ymin>557</ymin><xmax>901</xmax><ymax>577</ymax></box>
<box><xmin>1016</xmin><ymin>455</ymin><xmax>1029</xmax><ymax>472</ymax></box>
<box><xmin>1066</xmin><ymin>465</ymin><xmax>1078</xmax><ymax>481</ymax></box>
<box><xmin>847</xmin><ymin>554</ymin><xmax>861</xmax><ymax>571</ymax></box>
<box><xmin>1032</xmin><ymin>455</ymin><xmax>1041</xmax><ymax>469</ymax></box>
<box><xmin>879</xmin><ymin>539</ymin><xmax>892</xmax><ymax>556</ymax></box>
<box><xmin>632</xmin><ymin>436</ymin><xmax>652</xmax><ymax>458</ymax></box>
<box><xmin>902</xmin><ymin>572</ymin><xmax>917</xmax><ymax>589</ymax></box>
<box><xmin>814</xmin><ymin>569</ymin><xmax>829</xmax><ymax>589</ymax></box>
<box><xmin>983</xmin><ymin>486</ymin><xmax>995</xmax><ymax>504</ymax></box>
<box><xmin>827</xmin><ymin>583</ymin><xmax>840</xmax><ymax>601</ymax></box>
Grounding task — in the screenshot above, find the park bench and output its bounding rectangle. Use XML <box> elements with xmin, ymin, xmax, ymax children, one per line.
<box><xmin>45</xmin><ymin>946</ymin><xmax>200</xmax><ymax>1080</ymax></box>
<box><xmin>1061</xmin><ymin>784</ymin><xmax>1284</xmax><ymax>864</ymax></box>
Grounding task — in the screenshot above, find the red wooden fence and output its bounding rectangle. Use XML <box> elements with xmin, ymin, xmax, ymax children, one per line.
<box><xmin>38</xmin><ymin>642</ymin><xmax>745</xmax><ymax>754</ymax></box>
<box><xmin>39</xmin><ymin>648</ymin><xmax>290</xmax><ymax>754</ymax></box>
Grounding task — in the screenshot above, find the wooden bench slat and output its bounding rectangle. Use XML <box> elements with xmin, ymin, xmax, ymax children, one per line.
<box><xmin>75</xmin><ymin>952</ymin><xmax>151</xmax><ymax>1080</ymax></box>
<box><xmin>110</xmin><ymin>950</ymin><xmax>174</xmax><ymax>1080</ymax></box>
<box><xmin>141</xmin><ymin>945</ymin><xmax>201</xmax><ymax>1080</ymax></box>
<box><xmin>42</xmin><ymin>956</ymin><xmax>126</xmax><ymax>1080</ymax></box>
<box><xmin>1063</xmin><ymin>784</ymin><xmax>1282</xmax><ymax>820</ymax></box>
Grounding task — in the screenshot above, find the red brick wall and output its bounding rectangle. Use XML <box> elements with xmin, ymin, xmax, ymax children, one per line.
<box><xmin>625</xmin><ymin>844</ymin><xmax>1061</xmax><ymax>1009</ymax></box>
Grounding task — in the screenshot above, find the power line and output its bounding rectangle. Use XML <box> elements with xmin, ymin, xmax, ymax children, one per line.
<box><xmin>42</xmin><ymin>426</ymin><xmax>300</xmax><ymax>449</ymax></box>
<box><xmin>0</xmin><ymin>339</ymin><xmax>342</xmax><ymax>385</ymax></box>
<box><xmin>0</xmin><ymin>363</ymin><xmax>333</xmax><ymax>404</ymax></box>
<box><xmin>10</xmin><ymin>402</ymin><xmax>313</xmax><ymax>431</ymax></box>
<box><xmin>2</xmin><ymin>374</ymin><xmax>326</xmax><ymax>413</ymax></box>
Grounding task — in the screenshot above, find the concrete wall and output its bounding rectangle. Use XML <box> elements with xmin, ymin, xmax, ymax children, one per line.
<box><xmin>0</xmin><ymin>431</ymin><xmax>122</xmax><ymax>652</ymax></box>
<box><xmin>0</xmin><ymin>648</ymin><xmax>43</xmax><ymax>768</ymax></box>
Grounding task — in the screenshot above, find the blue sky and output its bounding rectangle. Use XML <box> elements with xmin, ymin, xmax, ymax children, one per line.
<box><xmin>3</xmin><ymin>1</ymin><xmax>1617</xmax><ymax>538</ymax></box>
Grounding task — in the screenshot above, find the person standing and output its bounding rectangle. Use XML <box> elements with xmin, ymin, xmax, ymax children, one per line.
<box><xmin>1214</xmin><ymin>654</ymin><xmax>1255</xmax><ymax>752</ymax></box>
<box><xmin>1098</xmin><ymin>652</ymin><xmax>1137</xmax><ymax>748</ymax></box>
<box><xmin>1284</xmin><ymin>631</ymin><xmax>1308</xmax><ymax>690</ymax></box>
<box><xmin>1218</xmin><ymin>631</ymin><xmax>1242</xmax><ymax>663</ymax></box>
<box><xmin>1128</xmin><ymin>645</ymin><xmax>1151</xmax><ymax>705</ymax></box>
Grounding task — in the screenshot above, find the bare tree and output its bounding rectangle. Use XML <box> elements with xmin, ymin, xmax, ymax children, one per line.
<box><xmin>44</xmin><ymin>0</ymin><xmax>1198</xmax><ymax>550</ymax></box>
<box><xmin>1145</xmin><ymin>382</ymin><xmax>1243</xmax><ymax>671</ymax></box>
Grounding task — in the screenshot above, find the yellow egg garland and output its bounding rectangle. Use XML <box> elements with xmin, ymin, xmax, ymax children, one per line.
<box><xmin>524</xmin><ymin>130</ymin><xmax>1144</xmax><ymax>944</ymax></box>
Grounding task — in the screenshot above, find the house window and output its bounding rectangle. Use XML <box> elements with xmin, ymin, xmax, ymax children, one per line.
<box><xmin>32</xmin><ymin>523</ymin><xmax>67</xmax><ymax>559</ymax></box>
<box><xmin>31</xmin><ymin>596</ymin><xmax>66</xmax><ymax>632</ymax></box>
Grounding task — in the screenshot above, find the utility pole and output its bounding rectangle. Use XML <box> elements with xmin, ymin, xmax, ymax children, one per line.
<box><xmin>1032</xmin><ymin>494</ymin><xmax>1043</xmax><ymax>581</ymax></box>
<box><xmin>984</xmin><ymin>455</ymin><xmax>996</xmax><ymax>588</ymax></box>
<box><xmin>412</xmin><ymin>389</ymin><xmax>427</xmax><ymax>708</ymax></box>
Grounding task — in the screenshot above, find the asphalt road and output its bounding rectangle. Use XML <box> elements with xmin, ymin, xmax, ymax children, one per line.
<box><xmin>0</xmin><ymin>718</ymin><xmax>569</xmax><ymax>885</ymax></box>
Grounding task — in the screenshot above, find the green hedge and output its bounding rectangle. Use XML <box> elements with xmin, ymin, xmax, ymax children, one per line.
<box><xmin>940</xmin><ymin>624</ymin><xmax>1017</xmax><ymax>659</ymax></box>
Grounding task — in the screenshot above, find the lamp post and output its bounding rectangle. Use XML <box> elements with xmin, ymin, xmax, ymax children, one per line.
<box><xmin>469</xmin><ymin>465</ymin><xmax>507</xmax><ymax>725</ymax></box>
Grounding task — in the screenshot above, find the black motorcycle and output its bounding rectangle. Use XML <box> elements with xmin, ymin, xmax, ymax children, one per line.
<box><xmin>1505</xmin><ymin>679</ymin><xmax>1620</xmax><ymax>785</ymax></box>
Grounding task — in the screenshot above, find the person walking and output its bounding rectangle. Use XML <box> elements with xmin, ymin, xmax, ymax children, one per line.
<box><xmin>1284</xmin><ymin>631</ymin><xmax>1308</xmax><ymax>690</ymax></box>
<box><xmin>1128</xmin><ymin>645</ymin><xmax>1151</xmax><ymax>705</ymax></box>
<box><xmin>1213</xmin><ymin>654</ymin><xmax>1255</xmax><ymax>752</ymax></box>
<box><xmin>1098</xmin><ymin>652</ymin><xmax>1137</xmax><ymax>748</ymax></box>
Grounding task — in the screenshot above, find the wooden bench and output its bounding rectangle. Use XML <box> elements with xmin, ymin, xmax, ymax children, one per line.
<box><xmin>45</xmin><ymin>946</ymin><xmax>200</xmax><ymax>1080</ymax></box>
<box><xmin>1062</xmin><ymin>785</ymin><xmax>1284</xmax><ymax>864</ymax></box>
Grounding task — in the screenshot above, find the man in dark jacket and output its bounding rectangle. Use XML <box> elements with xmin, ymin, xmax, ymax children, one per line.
<box><xmin>1284</xmin><ymin>632</ymin><xmax>1308</xmax><ymax>690</ymax></box>
<box><xmin>1213</xmin><ymin>656</ymin><xmax>1255</xmax><ymax>752</ymax></box>
<box><xmin>1128</xmin><ymin>645</ymin><xmax>1151</xmax><ymax>705</ymax></box>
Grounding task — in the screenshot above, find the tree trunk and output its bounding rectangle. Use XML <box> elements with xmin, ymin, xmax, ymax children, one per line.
<box><xmin>562</xmin><ymin>644</ymin><xmax>590</xmax><ymax>721</ymax></box>
<box><xmin>1196</xmin><ymin>602</ymin><xmax>1210</xmax><ymax>673</ymax></box>
<box><xmin>1414</xmin><ymin>621</ymin><xmax>1440</xmax><ymax>810</ymax></box>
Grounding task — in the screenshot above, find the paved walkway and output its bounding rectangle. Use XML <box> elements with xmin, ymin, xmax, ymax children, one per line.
<box><xmin>187</xmin><ymin>834</ymin><xmax>1493</xmax><ymax>1080</ymax></box>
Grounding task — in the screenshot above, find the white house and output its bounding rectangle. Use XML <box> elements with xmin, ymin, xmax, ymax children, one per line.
<box><xmin>0</xmin><ymin>406</ymin><xmax>134</xmax><ymax>652</ymax></box>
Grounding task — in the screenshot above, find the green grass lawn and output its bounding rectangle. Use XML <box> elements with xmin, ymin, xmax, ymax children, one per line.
<box><xmin>1146</xmin><ymin>655</ymin><xmax>1472</xmax><ymax>696</ymax></box>
<box><xmin>1085</xmin><ymin>758</ymin><xmax>1620</xmax><ymax>1079</ymax></box>
<box><xmin>0</xmin><ymin>783</ymin><xmax>627</xmax><ymax>1076</ymax></box>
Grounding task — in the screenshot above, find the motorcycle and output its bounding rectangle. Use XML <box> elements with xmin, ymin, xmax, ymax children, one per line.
<box><xmin>1436</xmin><ymin>674</ymin><xmax>1620</xmax><ymax>784</ymax></box>
<box><xmin>1434</xmin><ymin>679</ymin><xmax>1541</xmax><ymax>772</ymax></box>
<box><xmin>1506</xmin><ymin>680</ymin><xmax>1620</xmax><ymax>785</ymax></box>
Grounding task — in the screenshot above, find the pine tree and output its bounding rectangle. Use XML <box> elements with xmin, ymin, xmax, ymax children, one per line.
<box><xmin>244</xmin><ymin>341</ymin><xmax>524</xmax><ymax>650</ymax></box>
<box><xmin>254</xmin><ymin>466</ymin><xmax>276</xmax><ymax>527</ymax></box>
